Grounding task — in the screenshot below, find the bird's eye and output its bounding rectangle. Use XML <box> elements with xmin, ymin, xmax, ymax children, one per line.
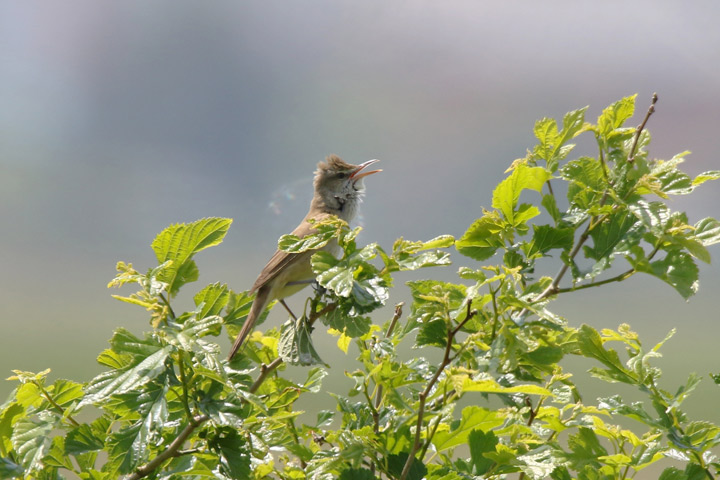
<box><xmin>336</xmin><ymin>172</ymin><xmax>348</xmax><ymax>179</ymax></box>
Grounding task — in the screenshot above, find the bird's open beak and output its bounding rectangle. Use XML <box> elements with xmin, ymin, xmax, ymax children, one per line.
<box><xmin>349</xmin><ymin>159</ymin><xmax>382</xmax><ymax>180</ymax></box>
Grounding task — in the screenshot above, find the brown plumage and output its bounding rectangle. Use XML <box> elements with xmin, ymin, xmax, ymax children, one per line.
<box><xmin>227</xmin><ymin>155</ymin><xmax>380</xmax><ymax>360</ymax></box>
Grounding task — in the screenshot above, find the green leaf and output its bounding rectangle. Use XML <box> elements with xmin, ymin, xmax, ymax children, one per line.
<box><xmin>278</xmin><ymin>226</ymin><xmax>337</xmax><ymax>253</ymax></box>
<box><xmin>562</xmin><ymin>157</ymin><xmax>606</xmax><ymax>209</ymax></box>
<box><xmin>542</xmin><ymin>194</ymin><xmax>562</xmax><ymax>224</ymax></box>
<box><xmin>313</xmin><ymin>251</ymin><xmax>353</xmax><ymax>297</ymax></box>
<box><xmin>432</xmin><ymin>406</ymin><xmax>504</xmax><ymax>452</ymax></box>
<box><xmin>492</xmin><ymin>164</ymin><xmax>551</xmax><ymax>223</ymax></box>
<box><xmin>0</xmin><ymin>457</ymin><xmax>24</xmax><ymax>478</ymax></box>
<box><xmin>81</xmin><ymin>346</ymin><xmax>171</xmax><ymax>406</ymax></box>
<box><xmin>596</xmin><ymin>95</ymin><xmax>636</xmax><ymax>136</ymax></box>
<box><xmin>193</xmin><ymin>282</ymin><xmax>230</xmax><ymax>319</ymax></box>
<box><xmin>456</xmin><ymin>212</ymin><xmax>506</xmax><ymax>261</ymax></box>
<box><xmin>566</xmin><ymin>427</ymin><xmax>608</xmax><ymax>466</ymax></box>
<box><xmin>583</xmin><ymin>211</ymin><xmax>637</xmax><ymax>261</ymax></box>
<box><xmin>210</xmin><ymin>428</ymin><xmax>251</xmax><ymax>479</ymax></box>
<box><xmin>278</xmin><ymin>317</ymin><xmax>328</xmax><ymax>366</ymax></box>
<box><xmin>324</xmin><ymin>309</ymin><xmax>371</xmax><ymax>338</ymax></box>
<box><xmin>577</xmin><ymin>325</ymin><xmax>638</xmax><ymax>384</ymax></box>
<box><xmin>468</xmin><ymin>429</ymin><xmax>498</xmax><ymax>475</ymax></box>
<box><xmin>151</xmin><ymin>217</ymin><xmax>232</xmax><ymax>296</ymax></box>
<box><xmin>458</xmin><ymin>376</ymin><xmax>552</xmax><ymax>396</ymax></box>
<box><xmin>416</xmin><ymin>319</ymin><xmax>447</xmax><ymax>348</ymax></box>
<box><xmin>65</xmin><ymin>423</ymin><xmax>105</xmax><ymax>455</ymax></box>
<box><xmin>387</xmin><ymin>452</ymin><xmax>427</xmax><ymax>480</ymax></box>
<box><xmin>522</xmin><ymin>225</ymin><xmax>574</xmax><ymax>259</ymax></box>
<box><xmin>631</xmin><ymin>250</ymin><xmax>699</xmax><ymax>299</ymax></box>
<box><xmin>11</xmin><ymin>415</ymin><xmax>55</xmax><ymax>472</ymax></box>
<box><xmin>695</xmin><ymin>217</ymin><xmax>720</xmax><ymax>246</ymax></box>
<box><xmin>339</xmin><ymin>468</ymin><xmax>376</xmax><ymax>480</ymax></box>
<box><xmin>106</xmin><ymin>423</ymin><xmax>145</xmax><ymax>475</ymax></box>
<box><xmin>692</xmin><ymin>170</ymin><xmax>720</xmax><ymax>186</ymax></box>
<box><xmin>48</xmin><ymin>379</ymin><xmax>84</xmax><ymax>408</ymax></box>
<box><xmin>0</xmin><ymin>402</ymin><xmax>24</xmax><ymax>454</ymax></box>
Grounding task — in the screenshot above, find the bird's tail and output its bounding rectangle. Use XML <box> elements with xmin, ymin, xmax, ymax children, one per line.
<box><xmin>227</xmin><ymin>286</ymin><xmax>272</xmax><ymax>360</ymax></box>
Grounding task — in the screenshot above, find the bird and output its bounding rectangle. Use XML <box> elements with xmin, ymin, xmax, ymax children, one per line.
<box><xmin>227</xmin><ymin>155</ymin><xmax>381</xmax><ymax>360</ymax></box>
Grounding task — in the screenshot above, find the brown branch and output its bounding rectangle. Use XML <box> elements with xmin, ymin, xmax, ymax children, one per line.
<box><xmin>126</xmin><ymin>414</ymin><xmax>209</xmax><ymax>480</ymax></box>
<box><xmin>628</xmin><ymin>92</ymin><xmax>658</xmax><ymax>163</ymax></box>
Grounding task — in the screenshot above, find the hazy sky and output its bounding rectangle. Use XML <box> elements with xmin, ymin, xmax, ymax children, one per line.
<box><xmin>2</xmin><ymin>2</ymin><xmax>719</xmax><ymax>418</ymax></box>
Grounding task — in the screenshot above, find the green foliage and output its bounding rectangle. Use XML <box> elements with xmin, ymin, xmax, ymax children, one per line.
<box><xmin>3</xmin><ymin>96</ymin><xmax>720</xmax><ymax>480</ymax></box>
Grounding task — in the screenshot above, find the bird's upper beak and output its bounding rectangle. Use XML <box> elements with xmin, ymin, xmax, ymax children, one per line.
<box><xmin>349</xmin><ymin>159</ymin><xmax>382</xmax><ymax>180</ymax></box>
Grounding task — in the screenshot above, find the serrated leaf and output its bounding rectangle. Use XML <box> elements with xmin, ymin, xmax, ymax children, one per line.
<box><xmin>492</xmin><ymin>165</ymin><xmax>551</xmax><ymax>223</ymax></box>
<box><xmin>81</xmin><ymin>346</ymin><xmax>171</xmax><ymax>406</ymax></box>
<box><xmin>692</xmin><ymin>170</ymin><xmax>720</xmax><ymax>186</ymax></box>
<box><xmin>562</xmin><ymin>157</ymin><xmax>606</xmax><ymax>208</ymax></box>
<box><xmin>11</xmin><ymin>415</ymin><xmax>55</xmax><ymax>472</ymax></box>
<box><xmin>596</xmin><ymin>95</ymin><xmax>636</xmax><ymax>136</ymax></box>
<box><xmin>324</xmin><ymin>309</ymin><xmax>371</xmax><ymax>338</ymax></box>
<box><xmin>65</xmin><ymin>424</ymin><xmax>104</xmax><ymax>455</ymax></box>
<box><xmin>432</xmin><ymin>406</ymin><xmax>504</xmax><ymax>452</ymax></box>
<box><xmin>278</xmin><ymin>318</ymin><xmax>327</xmax><ymax>366</ymax></box>
<box><xmin>631</xmin><ymin>250</ymin><xmax>699</xmax><ymax>299</ymax></box>
<box><xmin>469</xmin><ymin>429</ymin><xmax>498</xmax><ymax>475</ymax></box>
<box><xmin>456</xmin><ymin>212</ymin><xmax>506</xmax><ymax>261</ymax></box>
<box><xmin>312</xmin><ymin>251</ymin><xmax>353</xmax><ymax>296</ymax></box>
<box><xmin>47</xmin><ymin>379</ymin><xmax>84</xmax><ymax>408</ymax></box>
<box><xmin>584</xmin><ymin>211</ymin><xmax>637</xmax><ymax>260</ymax></box>
<box><xmin>458</xmin><ymin>376</ymin><xmax>552</xmax><ymax>396</ymax></box>
<box><xmin>416</xmin><ymin>319</ymin><xmax>447</xmax><ymax>348</ymax></box>
<box><xmin>695</xmin><ymin>217</ymin><xmax>720</xmax><ymax>246</ymax></box>
<box><xmin>193</xmin><ymin>282</ymin><xmax>230</xmax><ymax>319</ymax></box>
<box><xmin>577</xmin><ymin>325</ymin><xmax>637</xmax><ymax>384</ymax></box>
<box><xmin>387</xmin><ymin>452</ymin><xmax>427</xmax><ymax>480</ymax></box>
<box><xmin>107</xmin><ymin>423</ymin><xmax>146</xmax><ymax>475</ymax></box>
<box><xmin>151</xmin><ymin>217</ymin><xmax>232</xmax><ymax>296</ymax></box>
<box><xmin>523</xmin><ymin>225</ymin><xmax>574</xmax><ymax>258</ymax></box>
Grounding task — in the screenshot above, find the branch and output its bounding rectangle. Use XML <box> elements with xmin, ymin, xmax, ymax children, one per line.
<box><xmin>126</xmin><ymin>414</ymin><xmax>209</xmax><ymax>480</ymax></box>
<box><xmin>400</xmin><ymin>300</ymin><xmax>477</xmax><ymax>480</ymax></box>
<box><xmin>628</xmin><ymin>92</ymin><xmax>658</xmax><ymax>163</ymax></box>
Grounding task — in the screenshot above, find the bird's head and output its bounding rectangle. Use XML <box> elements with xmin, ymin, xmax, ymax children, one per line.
<box><xmin>312</xmin><ymin>155</ymin><xmax>381</xmax><ymax>217</ymax></box>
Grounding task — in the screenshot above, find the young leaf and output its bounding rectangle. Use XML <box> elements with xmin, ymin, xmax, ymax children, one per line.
<box><xmin>492</xmin><ymin>164</ymin><xmax>551</xmax><ymax>224</ymax></box>
<box><xmin>432</xmin><ymin>406</ymin><xmax>504</xmax><ymax>452</ymax></box>
<box><xmin>193</xmin><ymin>282</ymin><xmax>230</xmax><ymax>319</ymax></box>
<box><xmin>456</xmin><ymin>211</ymin><xmax>506</xmax><ymax>261</ymax></box>
<box><xmin>151</xmin><ymin>217</ymin><xmax>232</xmax><ymax>296</ymax></box>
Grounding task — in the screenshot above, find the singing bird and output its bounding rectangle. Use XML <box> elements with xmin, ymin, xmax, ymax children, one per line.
<box><xmin>227</xmin><ymin>155</ymin><xmax>381</xmax><ymax>360</ymax></box>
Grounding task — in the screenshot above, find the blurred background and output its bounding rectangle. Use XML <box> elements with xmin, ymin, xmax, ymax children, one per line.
<box><xmin>2</xmin><ymin>0</ymin><xmax>719</xmax><ymax>425</ymax></box>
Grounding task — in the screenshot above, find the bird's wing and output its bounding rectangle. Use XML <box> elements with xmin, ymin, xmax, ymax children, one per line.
<box><xmin>249</xmin><ymin>217</ymin><xmax>320</xmax><ymax>293</ymax></box>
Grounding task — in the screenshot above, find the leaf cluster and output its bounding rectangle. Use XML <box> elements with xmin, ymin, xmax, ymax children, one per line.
<box><xmin>2</xmin><ymin>96</ymin><xmax>720</xmax><ymax>480</ymax></box>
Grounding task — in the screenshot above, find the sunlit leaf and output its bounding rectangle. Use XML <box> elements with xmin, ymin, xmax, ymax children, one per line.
<box><xmin>492</xmin><ymin>164</ymin><xmax>551</xmax><ymax>223</ymax></box>
<box><xmin>456</xmin><ymin>212</ymin><xmax>506</xmax><ymax>261</ymax></box>
<box><xmin>151</xmin><ymin>217</ymin><xmax>232</xmax><ymax>296</ymax></box>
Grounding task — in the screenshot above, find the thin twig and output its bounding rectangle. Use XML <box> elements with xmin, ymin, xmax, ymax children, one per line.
<box><xmin>249</xmin><ymin>357</ymin><xmax>284</xmax><ymax>394</ymax></box>
<box><xmin>628</xmin><ymin>93</ymin><xmax>658</xmax><ymax>163</ymax></box>
<box><xmin>38</xmin><ymin>384</ymin><xmax>80</xmax><ymax>427</ymax></box>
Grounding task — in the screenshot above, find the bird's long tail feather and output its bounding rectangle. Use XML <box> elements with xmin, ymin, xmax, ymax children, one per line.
<box><xmin>227</xmin><ymin>286</ymin><xmax>272</xmax><ymax>360</ymax></box>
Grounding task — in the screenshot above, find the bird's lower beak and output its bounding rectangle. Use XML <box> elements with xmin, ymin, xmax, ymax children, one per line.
<box><xmin>350</xmin><ymin>159</ymin><xmax>382</xmax><ymax>180</ymax></box>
